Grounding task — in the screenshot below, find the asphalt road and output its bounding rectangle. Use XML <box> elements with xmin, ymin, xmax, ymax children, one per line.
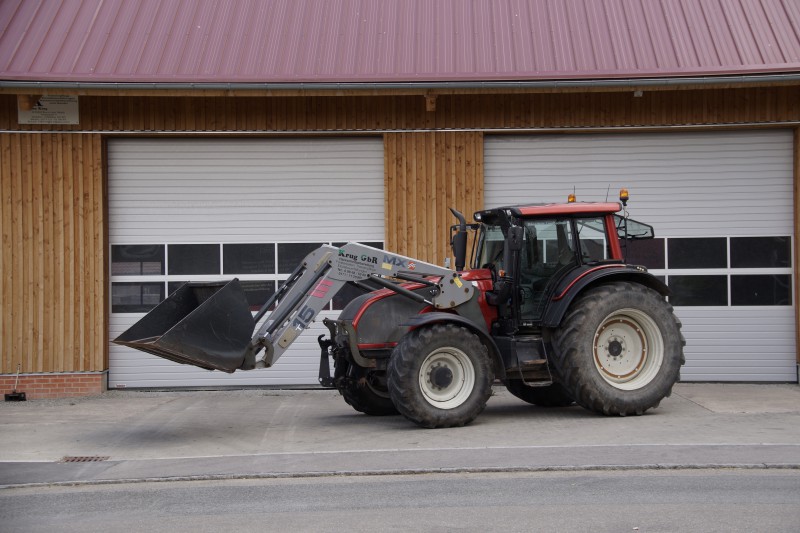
<box><xmin>2</xmin><ymin>470</ymin><xmax>799</xmax><ymax>532</ymax></box>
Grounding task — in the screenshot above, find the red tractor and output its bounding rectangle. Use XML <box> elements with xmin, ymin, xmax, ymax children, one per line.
<box><xmin>117</xmin><ymin>191</ymin><xmax>685</xmax><ymax>428</ymax></box>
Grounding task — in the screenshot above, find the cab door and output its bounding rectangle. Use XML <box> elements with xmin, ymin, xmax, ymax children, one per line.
<box><xmin>518</xmin><ymin>218</ymin><xmax>577</xmax><ymax>325</ymax></box>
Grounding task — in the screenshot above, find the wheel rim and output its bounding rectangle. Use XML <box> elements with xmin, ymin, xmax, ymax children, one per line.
<box><xmin>593</xmin><ymin>308</ymin><xmax>664</xmax><ymax>391</ymax></box>
<box><xmin>418</xmin><ymin>347</ymin><xmax>475</xmax><ymax>410</ymax></box>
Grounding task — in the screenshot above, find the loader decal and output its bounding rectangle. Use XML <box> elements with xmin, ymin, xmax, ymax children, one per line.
<box><xmin>383</xmin><ymin>255</ymin><xmax>408</xmax><ymax>268</ymax></box>
<box><xmin>311</xmin><ymin>279</ymin><xmax>334</xmax><ymax>298</ymax></box>
<box><xmin>291</xmin><ymin>305</ymin><xmax>315</xmax><ymax>331</ymax></box>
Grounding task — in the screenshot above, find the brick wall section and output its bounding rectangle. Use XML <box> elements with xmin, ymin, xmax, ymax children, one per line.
<box><xmin>0</xmin><ymin>373</ymin><xmax>106</xmax><ymax>399</ymax></box>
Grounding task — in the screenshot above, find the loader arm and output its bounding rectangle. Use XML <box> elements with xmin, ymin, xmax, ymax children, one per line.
<box><xmin>115</xmin><ymin>242</ymin><xmax>473</xmax><ymax>373</ymax></box>
<box><xmin>247</xmin><ymin>242</ymin><xmax>474</xmax><ymax>368</ymax></box>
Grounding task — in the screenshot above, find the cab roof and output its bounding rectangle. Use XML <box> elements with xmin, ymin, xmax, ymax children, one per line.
<box><xmin>475</xmin><ymin>202</ymin><xmax>621</xmax><ymax>222</ymax></box>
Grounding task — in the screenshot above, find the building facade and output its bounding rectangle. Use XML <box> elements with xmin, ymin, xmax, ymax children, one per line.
<box><xmin>1</xmin><ymin>1</ymin><xmax>799</xmax><ymax>396</ymax></box>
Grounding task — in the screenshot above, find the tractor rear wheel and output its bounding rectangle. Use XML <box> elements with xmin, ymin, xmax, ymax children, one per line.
<box><xmin>339</xmin><ymin>369</ymin><xmax>398</xmax><ymax>416</ymax></box>
<box><xmin>550</xmin><ymin>282</ymin><xmax>685</xmax><ymax>416</ymax></box>
<box><xmin>504</xmin><ymin>380</ymin><xmax>574</xmax><ymax>407</ymax></box>
<box><xmin>388</xmin><ymin>323</ymin><xmax>493</xmax><ymax>428</ymax></box>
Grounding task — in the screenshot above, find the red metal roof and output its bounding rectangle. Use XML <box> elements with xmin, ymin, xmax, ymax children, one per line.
<box><xmin>1</xmin><ymin>0</ymin><xmax>799</xmax><ymax>84</ymax></box>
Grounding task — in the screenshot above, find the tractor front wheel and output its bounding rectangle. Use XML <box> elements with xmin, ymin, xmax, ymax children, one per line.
<box><xmin>550</xmin><ymin>282</ymin><xmax>685</xmax><ymax>416</ymax></box>
<box><xmin>388</xmin><ymin>323</ymin><xmax>493</xmax><ymax>428</ymax></box>
<box><xmin>339</xmin><ymin>369</ymin><xmax>398</xmax><ymax>416</ymax></box>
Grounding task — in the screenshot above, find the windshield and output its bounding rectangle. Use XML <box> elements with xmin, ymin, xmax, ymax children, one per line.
<box><xmin>476</xmin><ymin>225</ymin><xmax>506</xmax><ymax>269</ymax></box>
<box><xmin>477</xmin><ymin>217</ymin><xmax>618</xmax><ymax>270</ymax></box>
<box><xmin>476</xmin><ymin>219</ymin><xmax>578</xmax><ymax>271</ymax></box>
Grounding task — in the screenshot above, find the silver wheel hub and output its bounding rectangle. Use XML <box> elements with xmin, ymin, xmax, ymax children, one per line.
<box><xmin>593</xmin><ymin>309</ymin><xmax>664</xmax><ymax>391</ymax></box>
<box><xmin>418</xmin><ymin>347</ymin><xmax>475</xmax><ymax>410</ymax></box>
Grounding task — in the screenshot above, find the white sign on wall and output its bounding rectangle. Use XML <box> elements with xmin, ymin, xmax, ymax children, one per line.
<box><xmin>18</xmin><ymin>95</ymin><xmax>79</xmax><ymax>125</ymax></box>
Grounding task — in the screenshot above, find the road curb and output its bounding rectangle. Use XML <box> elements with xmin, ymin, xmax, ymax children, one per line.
<box><xmin>3</xmin><ymin>462</ymin><xmax>799</xmax><ymax>490</ymax></box>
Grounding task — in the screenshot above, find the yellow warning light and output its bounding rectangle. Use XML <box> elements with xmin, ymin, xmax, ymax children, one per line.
<box><xmin>567</xmin><ymin>193</ymin><xmax>576</xmax><ymax>203</ymax></box>
<box><xmin>619</xmin><ymin>188</ymin><xmax>629</xmax><ymax>204</ymax></box>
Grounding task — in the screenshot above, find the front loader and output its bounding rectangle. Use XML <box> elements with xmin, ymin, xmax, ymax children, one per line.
<box><xmin>116</xmin><ymin>191</ymin><xmax>685</xmax><ymax>428</ymax></box>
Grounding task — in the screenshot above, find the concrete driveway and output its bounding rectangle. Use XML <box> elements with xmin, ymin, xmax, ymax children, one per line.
<box><xmin>1</xmin><ymin>383</ymin><xmax>799</xmax><ymax>487</ymax></box>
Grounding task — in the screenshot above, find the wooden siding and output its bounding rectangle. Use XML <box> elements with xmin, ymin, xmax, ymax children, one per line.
<box><xmin>0</xmin><ymin>85</ymin><xmax>798</xmax><ymax>375</ymax></box>
<box><xmin>385</xmin><ymin>132</ymin><xmax>483</xmax><ymax>264</ymax></box>
<box><xmin>0</xmin><ymin>133</ymin><xmax>105</xmax><ymax>374</ymax></box>
<box><xmin>1</xmin><ymin>86</ymin><xmax>799</xmax><ymax>132</ymax></box>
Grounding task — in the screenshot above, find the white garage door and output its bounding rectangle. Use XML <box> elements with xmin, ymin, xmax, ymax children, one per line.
<box><xmin>108</xmin><ymin>138</ymin><xmax>384</xmax><ymax>388</ymax></box>
<box><xmin>485</xmin><ymin>130</ymin><xmax>796</xmax><ymax>382</ymax></box>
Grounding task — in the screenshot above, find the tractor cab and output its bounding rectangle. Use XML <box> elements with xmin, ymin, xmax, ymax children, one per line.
<box><xmin>455</xmin><ymin>192</ymin><xmax>655</xmax><ymax>335</ymax></box>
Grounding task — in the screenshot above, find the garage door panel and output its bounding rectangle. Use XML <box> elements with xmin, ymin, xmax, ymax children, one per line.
<box><xmin>486</xmin><ymin>131</ymin><xmax>793</xmax><ymax>238</ymax></box>
<box><xmin>108</xmin><ymin>138</ymin><xmax>383</xmax><ymax>388</ymax></box>
<box><xmin>486</xmin><ymin>130</ymin><xmax>796</xmax><ymax>382</ymax></box>
<box><xmin>109</xmin><ymin>138</ymin><xmax>384</xmax><ymax>244</ymax></box>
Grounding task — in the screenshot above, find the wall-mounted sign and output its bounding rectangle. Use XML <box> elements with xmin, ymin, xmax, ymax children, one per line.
<box><xmin>18</xmin><ymin>95</ymin><xmax>79</xmax><ymax>125</ymax></box>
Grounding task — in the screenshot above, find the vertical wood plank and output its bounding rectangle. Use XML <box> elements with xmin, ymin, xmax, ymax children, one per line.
<box><xmin>0</xmin><ymin>135</ymin><xmax>11</xmax><ymax>373</ymax></box>
<box><xmin>90</xmin><ymin>134</ymin><xmax>106</xmax><ymax>371</ymax></box>
<box><xmin>398</xmin><ymin>133</ymin><xmax>409</xmax><ymax>255</ymax></box>
<box><xmin>21</xmin><ymin>134</ymin><xmax>34</xmax><ymax>373</ymax></box>
<box><xmin>75</xmin><ymin>136</ymin><xmax>86</xmax><ymax>370</ymax></box>
<box><xmin>31</xmin><ymin>136</ymin><xmax>44</xmax><ymax>371</ymax></box>
<box><xmin>384</xmin><ymin>134</ymin><xmax>396</xmax><ymax>252</ymax></box>
<box><xmin>435</xmin><ymin>132</ymin><xmax>448</xmax><ymax>265</ymax></box>
<box><xmin>82</xmin><ymin>135</ymin><xmax>93</xmax><ymax>370</ymax></box>
<box><xmin>413</xmin><ymin>132</ymin><xmax>425</xmax><ymax>258</ymax></box>
<box><xmin>41</xmin><ymin>135</ymin><xmax>54</xmax><ymax>371</ymax></box>
<box><xmin>64</xmin><ymin>134</ymin><xmax>76</xmax><ymax>372</ymax></box>
<box><xmin>11</xmin><ymin>135</ymin><xmax>24</xmax><ymax>373</ymax></box>
<box><xmin>425</xmin><ymin>132</ymin><xmax>436</xmax><ymax>263</ymax></box>
<box><xmin>53</xmin><ymin>135</ymin><xmax>64</xmax><ymax>371</ymax></box>
<box><xmin>94</xmin><ymin>134</ymin><xmax>107</xmax><ymax>370</ymax></box>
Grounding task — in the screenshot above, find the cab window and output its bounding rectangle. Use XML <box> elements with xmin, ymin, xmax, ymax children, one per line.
<box><xmin>476</xmin><ymin>226</ymin><xmax>506</xmax><ymax>269</ymax></box>
<box><xmin>518</xmin><ymin>219</ymin><xmax>576</xmax><ymax>322</ymax></box>
<box><xmin>576</xmin><ymin>217</ymin><xmax>610</xmax><ymax>263</ymax></box>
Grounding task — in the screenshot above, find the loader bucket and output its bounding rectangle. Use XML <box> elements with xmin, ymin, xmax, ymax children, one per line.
<box><xmin>114</xmin><ymin>280</ymin><xmax>255</xmax><ymax>373</ymax></box>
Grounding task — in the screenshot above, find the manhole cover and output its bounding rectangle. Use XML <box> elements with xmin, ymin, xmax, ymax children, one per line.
<box><xmin>59</xmin><ymin>456</ymin><xmax>110</xmax><ymax>463</ymax></box>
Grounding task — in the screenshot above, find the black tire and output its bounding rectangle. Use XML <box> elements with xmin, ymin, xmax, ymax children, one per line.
<box><xmin>550</xmin><ymin>282</ymin><xmax>685</xmax><ymax>416</ymax></box>
<box><xmin>504</xmin><ymin>380</ymin><xmax>574</xmax><ymax>407</ymax></box>
<box><xmin>339</xmin><ymin>369</ymin><xmax>399</xmax><ymax>416</ymax></box>
<box><xmin>387</xmin><ymin>323</ymin><xmax>494</xmax><ymax>428</ymax></box>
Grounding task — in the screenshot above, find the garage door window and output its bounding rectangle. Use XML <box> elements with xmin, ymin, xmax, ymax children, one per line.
<box><xmin>111</xmin><ymin>282</ymin><xmax>165</xmax><ymax>313</ymax></box>
<box><xmin>668</xmin><ymin>238</ymin><xmax>727</xmax><ymax>269</ymax></box>
<box><xmin>626</xmin><ymin>236</ymin><xmax>793</xmax><ymax>307</ymax></box>
<box><xmin>223</xmin><ymin>244</ymin><xmax>275</xmax><ymax>274</ymax></box>
<box><xmin>111</xmin><ymin>241</ymin><xmax>383</xmax><ymax>314</ymax></box>
<box><xmin>168</xmin><ymin>244</ymin><xmax>220</xmax><ymax>275</ymax></box>
<box><xmin>667</xmin><ymin>275</ymin><xmax>728</xmax><ymax>306</ymax></box>
<box><xmin>730</xmin><ymin>237</ymin><xmax>791</xmax><ymax>268</ymax></box>
<box><xmin>111</xmin><ymin>245</ymin><xmax>164</xmax><ymax>275</ymax></box>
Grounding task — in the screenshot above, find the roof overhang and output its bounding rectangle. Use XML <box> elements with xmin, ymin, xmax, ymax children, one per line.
<box><xmin>2</xmin><ymin>73</ymin><xmax>799</xmax><ymax>97</ymax></box>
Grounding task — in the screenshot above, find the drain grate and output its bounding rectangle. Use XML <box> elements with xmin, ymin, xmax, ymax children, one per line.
<box><xmin>60</xmin><ymin>456</ymin><xmax>110</xmax><ymax>463</ymax></box>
